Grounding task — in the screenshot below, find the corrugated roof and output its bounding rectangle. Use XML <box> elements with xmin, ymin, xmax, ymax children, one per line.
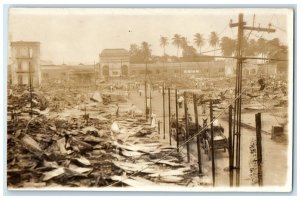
<box><xmin>100</xmin><ymin>49</ymin><xmax>129</xmax><ymax>57</ymax></box>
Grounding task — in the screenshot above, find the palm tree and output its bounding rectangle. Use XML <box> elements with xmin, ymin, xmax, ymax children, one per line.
<box><xmin>141</xmin><ymin>41</ymin><xmax>152</xmax><ymax>62</ymax></box>
<box><xmin>180</xmin><ymin>36</ymin><xmax>188</xmax><ymax>49</ymax></box>
<box><xmin>172</xmin><ymin>34</ymin><xmax>182</xmax><ymax>57</ymax></box>
<box><xmin>209</xmin><ymin>32</ymin><xmax>219</xmax><ymax>56</ymax></box>
<box><xmin>194</xmin><ymin>33</ymin><xmax>205</xmax><ymax>54</ymax></box>
<box><xmin>220</xmin><ymin>36</ymin><xmax>236</xmax><ymax>56</ymax></box>
<box><xmin>160</xmin><ymin>36</ymin><xmax>169</xmax><ymax>57</ymax></box>
<box><xmin>256</xmin><ymin>38</ymin><xmax>267</xmax><ymax>60</ymax></box>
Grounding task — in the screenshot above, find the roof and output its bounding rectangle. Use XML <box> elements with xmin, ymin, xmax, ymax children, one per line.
<box><xmin>11</xmin><ymin>41</ymin><xmax>40</xmax><ymax>46</ymax></box>
<box><xmin>100</xmin><ymin>49</ymin><xmax>129</xmax><ymax>57</ymax></box>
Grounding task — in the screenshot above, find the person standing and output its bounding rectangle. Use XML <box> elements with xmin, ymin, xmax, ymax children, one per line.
<box><xmin>130</xmin><ymin>104</ymin><xmax>136</xmax><ymax>118</ymax></box>
<box><xmin>115</xmin><ymin>103</ymin><xmax>120</xmax><ymax>117</ymax></box>
<box><xmin>178</xmin><ymin>95</ymin><xmax>184</xmax><ymax>108</ymax></box>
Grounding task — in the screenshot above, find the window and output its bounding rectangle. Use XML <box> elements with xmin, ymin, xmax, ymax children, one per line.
<box><xmin>113</xmin><ymin>71</ymin><xmax>119</xmax><ymax>75</ymax></box>
<box><xmin>174</xmin><ymin>70</ymin><xmax>179</xmax><ymax>73</ymax></box>
<box><xmin>19</xmin><ymin>47</ymin><xmax>29</xmax><ymax>57</ymax></box>
<box><xmin>139</xmin><ymin>70</ymin><xmax>144</xmax><ymax>74</ymax></box>
<box><xmin>17</xmin><ymin>61</ymin><xmax>22</xmax><ymax>70</ymax></box>
<box><xmin>21</xmin><ymin>60</ymin><xmax>29</xmax><ymax>71</ymax></box>
<box><xmin>18</xmin><ymin>75</ymin><xmax>23</xmax><ymax>85</ymax></box>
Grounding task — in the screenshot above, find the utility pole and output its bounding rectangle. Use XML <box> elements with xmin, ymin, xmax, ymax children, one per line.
<box><xmin>149</xmin><ymin>84</ymin><xmax>152</xmax><ymax>118</ymax></box>
<box><xmin>28</xmin><ymin>48</ymin><xmax>33</xmax><ymax>118</ymax></box>
<box><xmin>184</xmin><ymin>91</ymin><xmax>190</xmax><ymax>163</ymax></box>
<box><xmin>229</xmin><ymin>13</ymin><xmax>275</xmax><ymax>187</ymax></box>
<box><xmin>29</xmin><ymin>60</ymin><xmax>33</xmax><ymax>118</ymax></box>
<box><xmin>175</xmin><ymin>89</ymin><xmax>179</xmax><ymax>152</ymax></box>
<box><xmin>210</xmin><ymin>100</ymin><xmax>215</xmax><ymax>186</ymax></box>
<box><xmin>228</xmin><ymin>105</ymin><xmax>234</xmax><ymax>187</ymax></box>
<box><xmin>168</xmin><ymin>88</ymin><xmax>171</xmax><ymax>145</ymax></box>
<box><xmin>255</xmin><ymin>112</ymin><xmax>263</xmax><ymax>186</ymax></box>
<box><xmin>145</xmin><ymin>81</ymin><xmax>148</xmax><ymax>121</ymax></box>
<box><xmin>163</xmin><ymin>83</ymin><xmax>166</xmax><ymax>139</ymax></box>
<box><xmin>193</xmin><ymin>94</ymin><xmax>202</xmax><ymax>174</ymax></box>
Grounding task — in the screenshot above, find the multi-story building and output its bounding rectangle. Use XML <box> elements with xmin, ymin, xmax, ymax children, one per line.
<box><xmin>10</xmin><ymin>41</ymin><xmax>41</xmax><ymax>87</ymax></box>
<box><xmin>99</xmin><ymin>49</ymin><xmax>130</xmax><ymax>78</ymax></box>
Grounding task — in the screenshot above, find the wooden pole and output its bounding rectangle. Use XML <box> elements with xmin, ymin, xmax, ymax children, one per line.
<box><xmin>255</xmin><ymin>113</ymin><xmax>263</xmax><ymax>186</ymax></box>
<box><xmin>184</xmin><ymin>92</ymin><xmax>190</xmax><ymax>163</ymax></box>
<box><xmin>149</xmin><ymin>84</ymin><xmax>152</xmax><ymax>118</ymax></box>
<box><xmin>145</xmin><ymin>81</ymin><xmax>148</xmax><ymax>121</ymax></box>
<box><xmin>158</xmin><ymin>120</ymin><xmax>160</xmax><ymax>135</ymax></box>
<box><xmin>229</xmin><ymin>105</ymin><xmax>234</xmax><ymax>187</ymax></box>
<box><xmin>210</xmin><ymin>100</ymin><xmax>215</xmax><ymax>186</ymax></box>
<box><xmin>193</xmin><ymin>94</ymin><xmax>202</xmax><ymax>174</ymax></box>
<box><xmin>175</xmin><ymin>89</ymin><xmax>179</xmax><ymax>152</ymax></box>
<box><xmin>168</xmin><ymin>88</ymin><xmax>171</xmax><ymax>145</ymax></box>
<box><xmin>29</xmin><ymin>60</ymin><xmax>33</xmax><ymax>118</ymax></box>
<box><xmin>163</xmin><ymin>83</ymin><xmax>166</xmax><ymax>139</ymax></box>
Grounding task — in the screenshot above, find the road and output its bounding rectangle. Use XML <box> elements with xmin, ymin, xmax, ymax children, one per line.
<box><xmin>129</xmin><ymin>88</ymin><xmax>289</xmax><ymax>187</ymax></box>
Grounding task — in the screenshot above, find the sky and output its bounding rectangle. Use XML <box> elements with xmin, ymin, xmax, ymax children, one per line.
<box><xmin>8</xmin><ymin>8</ymin><xmax>292</xmax><ymax>65</ymax></box>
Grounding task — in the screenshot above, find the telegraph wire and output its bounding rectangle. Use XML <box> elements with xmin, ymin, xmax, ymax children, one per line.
<box><xmin>105</xmin><ymin>80</ymin><xmax>254</xmax><ymax>188</ymax></box>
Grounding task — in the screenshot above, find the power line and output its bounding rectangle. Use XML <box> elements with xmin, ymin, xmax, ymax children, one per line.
<box><xmin>270</xmin><ymin>24</ymin><xmax>287</xmax><ymax>33</ymax></box>
<box><xmin>105</xmin><ymin>80</ymin><xmax>253</xmax><ymax>188</ymax></box>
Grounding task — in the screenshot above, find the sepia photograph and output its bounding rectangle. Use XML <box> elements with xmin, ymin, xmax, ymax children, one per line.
<box><xmin>6</xmin><ymin>7</ymin><xmax>294</xmax><ymax>191</ymax></box>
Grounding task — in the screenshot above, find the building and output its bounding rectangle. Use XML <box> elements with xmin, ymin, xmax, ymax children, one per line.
<box><xmin>10</xmin><ymin>41</ymin><xmax>41</xmax><ymax>87</ymax></box>
<box><xmin>99</xmin><ymin>49</ymin><xmax>130</xmax><ymax>78</ymax></box>
<box><xmin>130</xmin><ymin>61</ymin><xmax>226</xmax><ymax>77</ymax></box>
<box><xmin>225</xmin><ymin>58</ymin><xmax>278</xmax><ymax>77</ymax></box>
<box><xmin>41</xmin><ymin>64</ymin><xmax>97</xmax><ymax>87</ymax></box>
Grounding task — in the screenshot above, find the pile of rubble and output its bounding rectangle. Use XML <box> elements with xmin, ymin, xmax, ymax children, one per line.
<box><xmin>7</xmin><ymin>87</ymin><xmax>204</xmax><ymax>188</ymax></box>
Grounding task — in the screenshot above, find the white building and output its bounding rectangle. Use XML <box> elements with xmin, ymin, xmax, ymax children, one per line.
<box><xmin>10</xmin><ymin>41</ymin><xmax>41</xmax><ymax>87</ymax></box>
<box><xmin>99</xmin><ymin>49</ymin><xmax>130</xmax><ymax>78</ymax></box>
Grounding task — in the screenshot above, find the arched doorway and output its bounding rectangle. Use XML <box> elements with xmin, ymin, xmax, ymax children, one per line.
<box><xmin>121</xmin><ymin>65</ymin><xmax>128</xmax><ymax>77</ymax></box>
<box><xmin>102</xmin><ymin>65</ymin><xmax>109</xmax><ymax>77</ymax></box>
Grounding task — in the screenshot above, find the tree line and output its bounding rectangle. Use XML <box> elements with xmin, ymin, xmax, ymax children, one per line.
<box><xmin>129</xmin><ymin>32</ymin><xmax>288</xmax><ymax>63</ymax></box>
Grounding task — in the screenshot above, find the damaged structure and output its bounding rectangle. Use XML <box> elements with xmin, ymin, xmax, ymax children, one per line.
<box><xmin>9</xmin><ymin>41</ymin><xmax>41</xmax><ymax>87</ymax></box>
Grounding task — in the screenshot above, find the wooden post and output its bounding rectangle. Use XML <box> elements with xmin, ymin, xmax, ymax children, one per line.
<box><xmin>145</xmin><ymin>81</ymin><xmax>148</xmax><ymax>121</ymax></box>
<box><xmin>175</xmin><ymin>89</ymin><xmax>179</xmax><ymax>152</ymax></box>
<box><xmin>184</xmin><ymin>92</ymin><xmax>190</xmax><ymax>163</ymax></box>
<box><xmin>163</xmin><ymin>83</ymin><xmax>166</xmax><ymax>139</ymax></box>
<box><xmin>256</xmin><ymin>113</ymin><xmax>263</xmax><ymax>186</ymax></box>
<box><xmin>158</xmin><ymin>120</ymin><xmax>160</xmax><ymax>135</ymax></box>
<box><xmin>168</xmin><ymin>88</ymin><xmax>171</xmax><ymax>145</ymax></box>
<box><xmin>229</xmin><ymin>105</ymin><xmax>234</xmax><ymax>187</ymax></box>
<box><xmin>29</xmin><ymin>60</ymin><xmax>33</xmax><ymax>118</ymax></box>
<box><xmin>193</xmin><ymin>94</ymin><xmax>202</xmax><ymax>174</ymax></box>
<box><xmin>210</xmin><ymin>100</ymin><xmax>215</xmax><ymax>186</ymax></box>
<box><xmin>149</xmin><ymin>84</ymin><xmax>152</xmax><ymax>118</ymax></box>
